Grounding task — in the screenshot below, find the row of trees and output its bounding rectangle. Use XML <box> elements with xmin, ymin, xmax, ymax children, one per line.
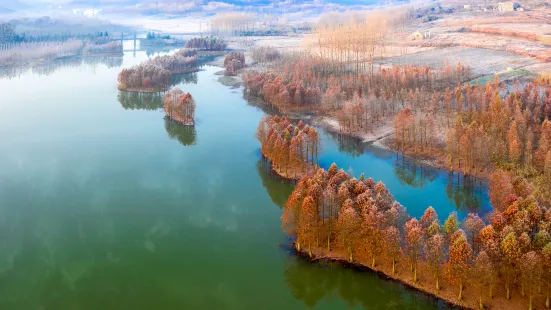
<box><xmin>117</xmin><ymin>49</ymin><xmax>197</xmax><ymax>91</ymax></box>
<box><xmin>256</xmin><ymin>116</ymin><xmax>321</xmax><ymax>179</ymax></box>
<box><xmin>0</xmin><ymin>39</ymin><xmax>123</xmax><ymax>68</ymax></box>
<box><xmin>223</xmin><ymin>52</ymin><xmax>245</xmax><ymax>76</ymax></box>
<box><xmin>0</xmin><ymin>22</ymin><xmax>114</xmax><ymax>44</ymax></box>
<box><xmin>164</xmin><ymin>88</ymin><xmax>195</xmax><ymax>126</ymax></box>
<box><xmin>82</xmin><ymin>41</ymin><xmax>122</xmax><ymax>55</ymax></box>
<box><xmin>184</xmin><ymin>37</ymin><xmax>227</xmax><ymax>51</ymax></box>
<box><xmin>282</xmin><ymin>163</ymin><xmax>551</xmax><ymax>310</ymax></box>
<box><xmin>243</xmin><ymin>58</ymin><xmax>470</xmax><ymax>116</ymax></box>
<box><xmin>305</xmin><ymin>8</ymin><xmax>412</xmax><ymax>75</ymax></box>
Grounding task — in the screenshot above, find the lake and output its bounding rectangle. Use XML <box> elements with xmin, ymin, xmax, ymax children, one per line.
<box><xmin>0</xmin><ymin>47</ymin><xmax>490</xmax><ymax>309</ymax></box>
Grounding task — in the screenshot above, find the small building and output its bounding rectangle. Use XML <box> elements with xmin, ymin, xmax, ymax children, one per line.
<box><xmin>498</xmin><ymin>2</ymin><xmax>520</xmax><ymax>11</ymax></box>
<box><xmin>463</xmin><ymin>4</ymin><xmax>471</xmax><ymax>10</ymax></box>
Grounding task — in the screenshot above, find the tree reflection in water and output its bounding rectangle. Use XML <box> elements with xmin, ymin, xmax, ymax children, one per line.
<box><xmin>0</xmin><ymin>56</ymin><xmax>123</xmax><ymax>79</ymax></box>
<box><xmin>284</xmin><ymin>255</ymin><xmax>447</xmax><ymax>309</ymax></box>
<box><xmin>164</xmin><ymin>118</ymin><xmax>196</xmax><ymax>146</ymax></box>
<box><xmin>256</xmin><ymin>160</ymin><xmax>294</xmax><ymax>208</ymax></box>
<box><xmin>393</xmin><ymin>157</ymin><xmax>437</xmax><ymax>189</ymax></box>
<box><xmin>171</xmin><ymin>72</ymin><xmax>198</xmax><ymax>86</ymax></box>
<box><xmin>323</xmin><ymin>131</ymin><xmax>365</xmax><ymax>158</ymax></box>
<box><xmin>445</xmin><ymin>172</ymin><xmax>484</xmax><ymax>213</ymax></box>
<box><xmin>118</xmin><ymin>91</ymin><xmax>164</xmax><ymax>111</ymax></box>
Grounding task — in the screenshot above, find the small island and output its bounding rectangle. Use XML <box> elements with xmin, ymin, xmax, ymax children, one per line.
<box><xmin>223</xmin><ymin>52</ymin><xmax>245</xmax><ymax>76</ymax></box>
<box><xmin>256</xmin><ymin>115</ymin><xmax>321</xmax><ymax>180</ymax></box>
<box><xmin>163</xmin><ymin>88</ymin><xmax>196</xmax><ymax>126</ymax></box>
<box><xmin>184</xmin><ymin>36</ymin><xmax>227</xmax><ymax>51</ymax></box>
<box><xmin>140</xmin><ymin>32</ymin><xmax>186</xmax><ymax>47</ymax></box>
<box><xmin>117</xmin><ymin>49</ymin><xmax>198</xmax><ymax>92</ymax></box>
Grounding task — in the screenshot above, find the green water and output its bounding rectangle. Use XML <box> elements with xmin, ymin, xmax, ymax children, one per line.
<box><xmin>0</xmin><ymin>49</ymin><xmax>489</xmax><ymax>309</ymax></box>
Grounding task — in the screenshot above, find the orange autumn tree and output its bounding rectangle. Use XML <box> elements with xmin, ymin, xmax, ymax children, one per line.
<box><xmin>405</xmin><ymin>218</ymin><xmax>423</xmax><ymax>282</ymax></box>
<box><xmin>501</xmin><ymin>232</ymin><xmax>521</xmax><ymax>300</ymax></box>
<box><xmin>256</xmin><ymin>116</ymin><xmax>321</xmax><ymax>179</ymax></box>
<box><xmin>473</xmin><ymin>251</ymin><xmax>495</xmax><ymax>309</ymax></box>
<box><xmin>164</xmin><ymin>88</ymin><xmax>195</xmax><ymax>126</ymax></box>
<box><xmin>520</xmin><ymin>251</ymin><xmax>542</xmax><ymax>310</ymax></box>
<box><xmin>446</xmin><ymin>231</ymin><xmax>473</xmax><ymax>301</ymax></box>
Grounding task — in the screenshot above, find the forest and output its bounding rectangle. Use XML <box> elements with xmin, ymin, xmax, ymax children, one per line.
<box><xmin>243</xmin><ymin>51</ymin><xmax>551</xmax><ymax>207</ymax></box>
<box><xmin>282</xmin><ymin>163</ymin><xmax>551</xmax><ymax>310</ymax></box>
<box><xmin>163</xmin><ymin>88</ymin><xmax>195</xmax><ymax>126</ymax></box>
<box><xmin>184</xmin><ymin>37</ymin><xmax>227</xmax><ymax>51</ymax></box>
<box><xmin>256</xmin><ymin>116</ymin><xmax>321</xmax><ymax>180</ymax></box>
<box><xmin>117</xmin><ymin>49</ymin><xmax>198</xmax><ymax>92</ymax></box>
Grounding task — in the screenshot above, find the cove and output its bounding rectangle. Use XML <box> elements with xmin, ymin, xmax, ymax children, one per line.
<box><xmin>0</xmin><ymin>46</ymin><xmax>488</xmax><ymax>309</ymax></box>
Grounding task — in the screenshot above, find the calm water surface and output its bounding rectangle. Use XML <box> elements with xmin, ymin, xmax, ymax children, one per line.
<box><xmin>0</xmin><ymin>48</ymin><xmax>490</xmax><ymax>309</ymax></box>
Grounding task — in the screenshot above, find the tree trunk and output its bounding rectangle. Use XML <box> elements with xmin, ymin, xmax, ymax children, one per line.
<box><xmin>479</xmin><ymin>295</ymin><xmax>483</xmax><ymax>309</ymax></box>
<box><xmin>392</xmin><ymin>258</ymin><xmax>396</xmax><ymax>275</ymax></box>
<box><xmin>458</xmin><ymin>282</ymin><xmax>463</xmax><ymax>301</ymax></box>
<box><xmin>506</xmin><ymin>280</ymin><xmax>510</xmax><ymax>300</ymax></box>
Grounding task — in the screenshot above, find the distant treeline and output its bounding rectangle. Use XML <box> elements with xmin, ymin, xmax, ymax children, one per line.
<box><xmin>184</xmin><ymin>37</ymin><xmax>227</xmax><ymax>51</ymax></box>
<box><xmin>0</xmin><ymin>40</ymin><xmax>122</xmax><ymax>68</ymax></box>
<box><xmin>0</xmin><ymin>22</ymin><xmax>116</xmax><ymax>44</ymax></box>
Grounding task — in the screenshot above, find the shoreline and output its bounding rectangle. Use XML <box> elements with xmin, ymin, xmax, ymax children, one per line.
<box><xmin>259</xmin><ymin>151</ymin><xmax>315</xmax><ymax>182</ymax></box>
<box><xmin>118</xmin><ymin>87</ymin><xmax>168</xmax><ymax>93</ymax></box>
<box><xmin>164</xmin><ymin>115</ymin><xmax>195</xmax><ymax>126</ymax></box>
<box><xmin>314</xmin><ymin>115</ymin><xmax>491</xmax><ymax>182</ymax></box>
<box><xmin>294</xmin><ymin>244</ymin><xmax>533</xmax><ymax>310</ymax></box>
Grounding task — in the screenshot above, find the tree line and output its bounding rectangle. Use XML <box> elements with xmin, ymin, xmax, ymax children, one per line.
<box><xmin>243</xmin><ymin>56</ymin><xmax>469</xmax><ymax>116</ymax></box>
<box><xmin>256</xmin><ymin>116</ymin><xmax>321</xmax><ymax>179</ymax></box>
<box><xmin>282</xmin><ymin>163</ymin><xmax>551</xmax><ymax>310</ymax></box>
<box><xmin>0</xmin><ymin>39</ymin><xmax>122</xmax><ymax>68</ymax></box>
<box><xmin>117</xmin><ymin>49</ymin><xmax>197</xmax><ymax>92</ymax></box>
<box><xmin>184</xmin><ymin>37</ymin><xmax>227</xmax><ymax>51</ymax></box>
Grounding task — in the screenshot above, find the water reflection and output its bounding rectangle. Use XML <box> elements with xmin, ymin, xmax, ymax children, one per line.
<box><xmin>394</xmin><ymin>158</ymin><xmax>437</xmax><ymax>189</ymax></box>
<box><xmin>256</xmin><ymin>159</ymin><xmax>295</xmax><ymax>208</ymax></box>
<box><xmin>0</xmin><ymin>56</ymin><xmax>123</xmax><ymax>79</ymax></box>
<box><xmin>445</xmin><ymin>173</ymin><xmax>484</xmax><ymax>213</ymax></box>
<box><xmin>171</xmin><ymin>72</ymin><xmax>198</xmax><ymax>86</ymax></box>
<box><xmin>164</xmin><ymin>118</ymin><xmax>196</xmax><ymax>146</ymax></box>
<box><xmin>321</xmin><ymin>130</ymin><xmax>491</xmax><ymax>218</ymax></box>
<box><xmin>284</xmin><ymin>256</ymin><xmax>448</xmax><ymax>309</ymax></box>
<box><xmin>322</xmin><ymin>131</ymin><xmax>365</xmax><ymax>158</ymax></box>
<box><xmin>118</xmin><ymin>91</ymin><xmax>164</xmax><ymax>111</ymax></box>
